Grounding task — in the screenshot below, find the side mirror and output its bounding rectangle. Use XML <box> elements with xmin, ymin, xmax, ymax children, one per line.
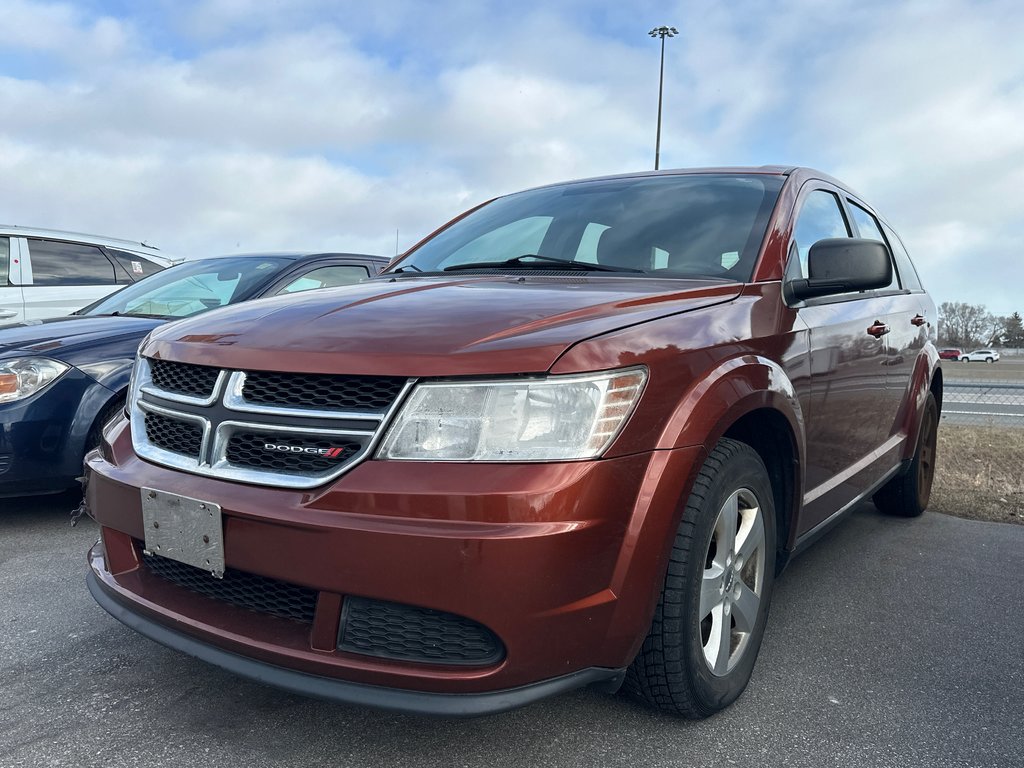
<box><xmin>789</xmin><ymin>238</ymin><xmax>892</xmax><ymax>301</ymax></box>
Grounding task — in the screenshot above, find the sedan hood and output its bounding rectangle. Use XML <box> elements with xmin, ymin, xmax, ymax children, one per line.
<box><xmin>0</xmin><ymin>315</ymin><xmax>164</xmax><ymax>363</ymax></box>
<box><xmin>145</xmin><ymin>276</ymin><xmax>741</xmax><ymax>377</ymax></box>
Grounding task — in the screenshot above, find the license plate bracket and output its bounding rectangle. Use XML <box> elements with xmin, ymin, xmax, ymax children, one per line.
<box><xmin>141</xmin><ymin>487</ymin><xmax>225</xmax><ymax>578</ymax></box>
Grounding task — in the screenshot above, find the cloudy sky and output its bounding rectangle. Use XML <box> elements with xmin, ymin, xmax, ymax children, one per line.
<box><xmin>1</xmin><ymin>0</ymin><xmax>1021</xmax><ymax>315</ymax></box>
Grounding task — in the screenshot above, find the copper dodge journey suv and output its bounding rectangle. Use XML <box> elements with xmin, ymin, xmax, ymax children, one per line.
<box><xmin>86</xmin><ymin>167</ymin><xmax>940</xmax><ymax>717</ymax></box>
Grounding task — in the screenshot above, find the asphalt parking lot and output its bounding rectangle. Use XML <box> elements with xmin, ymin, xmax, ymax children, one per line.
<box><xmin>1</xmin><ymin>495</ymin><xmax>1021</xmax><ymax>768</ymax></box>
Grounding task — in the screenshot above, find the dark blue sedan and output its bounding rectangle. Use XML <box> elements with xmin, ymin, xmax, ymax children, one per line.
<box><xmin>0</xmin><ymin>251</ymin><xmax>387</xmax><ymax>497</ymax></box>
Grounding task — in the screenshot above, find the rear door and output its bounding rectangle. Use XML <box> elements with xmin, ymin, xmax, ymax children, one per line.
<box><xmin>23</xmin><ymin>238</ymin><xmax>121</xmax><ymax>319</ymax></box>
<box><xmin>845</xmin><ymin>202</ymin><xmax>923</xmax><ymax>444</ymax></box>
<box><xmin>0</xmin><ymin>236</ymin><xmax>25</xmax><ymax>322</ymax></box>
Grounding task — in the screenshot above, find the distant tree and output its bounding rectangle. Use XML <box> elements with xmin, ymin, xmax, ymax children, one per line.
<box><xmin>938</xmin><ymin>302</ymin><xmax>1001</xmax><ymax>348</ymax></box>
<box><xmin>1003</xmin><ymin>312</ymin><xmax>1024</xmax><ymax>347</ymax></box>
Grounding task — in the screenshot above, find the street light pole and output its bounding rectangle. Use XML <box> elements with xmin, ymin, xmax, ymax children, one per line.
<box><xmin>649</xmin><ymin>25</ymin><xmax>678</xmax><ymax>171</ymax></box>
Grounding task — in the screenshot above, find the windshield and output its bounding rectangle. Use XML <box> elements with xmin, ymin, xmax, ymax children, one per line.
<box><xmin>82</xmin><ymin>257</ymin><xmax>293</xmax><ymax>318</ymax></box>
<box><xmin>388</xmin><ymin>174</ymin><xmax>784</xmax><ymax>281</ymax></box>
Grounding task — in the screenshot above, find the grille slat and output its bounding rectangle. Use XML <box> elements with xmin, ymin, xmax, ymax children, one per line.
<box><xmin>242</xmin><ymin>372</ymin><xmax>405</xmax><ymax>413</ymax></box>
<box><xmin>142</xmin><ymin>552</ymin><xmax>317</xmax><ymax>623</ymax></box>
<box><xmin>149</xmin><ymin>360</ymin><xmax>220</xmax><ymax>400</ymax></box>
<box><xmin>339</xmin><ymin>597</ymin><xmax>504</xmax><ymax>666</ymax></box>
<box><xmin>144</xmin><ymin>412</ymin><xmax>202</xmax><ymax>458</ymax></box>
<box><xmin>226</xmin><ymin>432</ymin><xmax>362</xmax><ymax>474</ymax></box>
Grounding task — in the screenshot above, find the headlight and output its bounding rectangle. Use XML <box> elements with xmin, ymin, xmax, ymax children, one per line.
<box><xmin>377</xmin><ymin>367</ymin><xmax>647</xmax><ymax>461</ymax></box>
<box><xmin>0</xmin><ymin>358</ymin><xmax>70</xmax><ymax>403</ymax></box>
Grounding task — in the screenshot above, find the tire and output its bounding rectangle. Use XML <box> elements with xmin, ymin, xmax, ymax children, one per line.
<box><xmin>986</xmin><ymin>358</ymin><xmax>994</xmax><ymax>364</ymax></box>
<box><xmin>623</xmin><ymin>438</ymin><xmax>776</xmax><ymax>718</ymax></box>
<box><xmin>873</xmin><ymin>391</ymin><xmax>938</xmax><ymax>518</ymax></box>
<box><xmin>960</xmin><ymin>357</ymin><xmax>969</xmax><ymax>362</ymax></box>
<box><xmin>86</xmin><ymin>395</ymin><xmax>126</xmax><ymax>452</ymax></box>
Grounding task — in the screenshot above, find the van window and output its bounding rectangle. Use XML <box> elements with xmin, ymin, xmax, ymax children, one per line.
<box><xmin>0</xmin><ymin>238</ymin><xmax>8</xmax><ymax>286</ymax></box>
<box><xmin>28</xmin><ymin>239</ymin><xmax>117</xmax><ymax>286</ymax></box>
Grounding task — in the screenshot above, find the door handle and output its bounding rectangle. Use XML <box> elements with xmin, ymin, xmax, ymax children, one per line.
<box><xmin>911</xmin><ymin>314</ymin><xmax>926</xmax><ymax>327</ymax></box>
<box><xmin>0</xmin><ymin>309</ymin><xmax>17</xmax><ymax>320</ymax></box>
<box><xmin>866</xmin><ymin>321</ymin><xmax>890</xmax><ymax>338</ymax></box>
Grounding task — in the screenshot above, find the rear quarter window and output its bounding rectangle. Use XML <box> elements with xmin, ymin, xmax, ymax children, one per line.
<box><xmin>110</xmin><ymin>249</ymin><xmax>166</xmax><ymax>281</ymax></box>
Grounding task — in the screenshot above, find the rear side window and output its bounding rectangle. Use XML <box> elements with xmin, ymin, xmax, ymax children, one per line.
<box><xmin>28</xmin><ymin>239</ymin><xmax>116</xmax><ymax>286</ymax></box>
<box><xmin>0</xmin><ymin>237</ymin><xmax>8</xmax><ymax>285</ymax></box>
<box><xmin>881</xmin><ymin>223</ymin><xmax>924</xmax><ymax>291</ymax></box>
<box><xmin>110</xmin><ymin>249</ymin><xmax>165</xmax><ymax>281</ymax></box>
<box><xmin>847</xmin><ymin>202</ymin><xmax>898</xmax><ymax>291</ymax></box>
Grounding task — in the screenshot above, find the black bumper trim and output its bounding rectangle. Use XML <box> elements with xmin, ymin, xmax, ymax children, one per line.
<box><xmin>87</xmin><ymin>570</ymin><xmax>625</xmax><ymax>717</ymax></box>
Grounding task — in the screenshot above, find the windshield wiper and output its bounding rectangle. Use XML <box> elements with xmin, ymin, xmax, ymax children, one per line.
<box><xmin>443</xmin><ymin>254</ymin><xmax>641</xmax><ymax>273</ymax></box>
<box><xmin>390</xmin><ymin>264</ymin><xmax>423</xmax><ymax>273</ymax></box>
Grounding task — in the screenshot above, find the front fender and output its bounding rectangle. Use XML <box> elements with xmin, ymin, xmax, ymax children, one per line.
<box><xmin>657</xmin><ymin>354</ymin><xmax>805</xmax><ymax>457</ymax></box>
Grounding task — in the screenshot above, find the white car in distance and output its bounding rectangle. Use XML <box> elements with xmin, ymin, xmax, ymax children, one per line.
<box><xmin>960</xmin><ymin>349</ymin><xmax>1000</xmax><ymax>363</ymax></box>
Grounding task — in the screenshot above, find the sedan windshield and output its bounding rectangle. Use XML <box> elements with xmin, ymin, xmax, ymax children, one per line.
<box><xmin>82</xmin><ymin>257</ymin><xmax>293</xmax><ymax>319</ymax></box>
<box><xmin>387</xmin><ymin>174</ymin><xmax>784</xmax><ymax>281</ymax></box>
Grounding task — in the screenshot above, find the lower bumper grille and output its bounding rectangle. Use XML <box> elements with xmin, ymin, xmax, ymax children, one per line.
<box><xmin>140</xmin><ymin>552</ymin><xmax>504</xmax><ymax>666</ymax></box>
<box><xmin>141</xmin><ymin>552</ymin><xmax>317</xmax><ymax>623</ymax></box>
<box><xmin>339</xmin><ymin>597</ymin><xmax>505</xmax><ymax>666</ymax></box>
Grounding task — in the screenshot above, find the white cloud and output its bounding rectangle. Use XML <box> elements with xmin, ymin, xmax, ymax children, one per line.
<box><xmin>0</xmin><ymin>0</ymin><xmax>1021</xmax><ymax>315</ymax></box>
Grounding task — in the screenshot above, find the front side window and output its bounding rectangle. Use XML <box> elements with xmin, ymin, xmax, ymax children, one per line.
<box><xmin>388</xmin><ymin>174</ymin><xmax>785</xmax><ymax>281</ymax></box>
<box><xmin>276</xmin><ymin>265</ymin><xmax>370</xmax><ymax>295</ymax></box>
<box><xmin>790</xmin><ymin>190</ymin><xmax>850</xmax><ymax>279</ymax></box>
<box><xmin>83</xmin><ymin>257</ymin><xmax>291</xmax><ymax>318</ymax></box>
<box><xmin>28</xmin><ymin>239</ymin><xmax>116</xmax><ymax>285</ymax></box>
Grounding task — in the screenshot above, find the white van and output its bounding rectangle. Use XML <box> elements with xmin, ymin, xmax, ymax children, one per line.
<box><xmin>0</xmin><ymin>226</ymin><xmax>180</xmax><ymax>322</ymax></box>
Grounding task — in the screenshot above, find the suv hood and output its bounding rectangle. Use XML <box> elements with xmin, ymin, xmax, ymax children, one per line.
<box><xmin>0</xmin><ymin>315</ymin><xmax>164</xmax><ymax>362</ymax></box>
<box><xmin>145</xmin><ymin>276</ymin><xmax>741</xmax><ymax>376</ymax></box>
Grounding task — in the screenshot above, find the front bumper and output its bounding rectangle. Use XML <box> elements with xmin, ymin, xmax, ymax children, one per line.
<box><xmin>86</xmin><ymin>417</ymin><xmax>703</xmax><ymax>714</ymax></box>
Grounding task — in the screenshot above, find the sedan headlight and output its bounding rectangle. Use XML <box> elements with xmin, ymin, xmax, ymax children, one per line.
<box><xmin>0</xmin><ymin>358</ymin><xmax>70</xmax><ymax>403</ymax></box>
<box><xmin>377</xmin><ymin>367</ymin><xmax>647</xmax><ymax>461</ymax></box>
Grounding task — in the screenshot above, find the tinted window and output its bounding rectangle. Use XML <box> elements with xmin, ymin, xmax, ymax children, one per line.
<box><xmin>390</xmin><ymin>175</ymin><xmax>785</xmax><ymax>281</ymax></box>
<box><xmin>0</xmin><ymin>237</ymin><xmax>8</xmax><ymax>286</ymax></box>
<box><xmin>83</xmin><ymin>257</ymin><xmax>292</xmax><ymax>318</ymax></box>
<box><xmin>790</xmin><ymin>190</ymin><xmax>850</xmax><ymax>278</ymax></box>
<box><xmin>28</xmin><ymin>239</ymin><xmax>116</xmax><ymax>286</ymax></box>
<box><xmin>110</xmin><ymin>249</ymin><xmax>165</xmax><ymax>281</ymax></box>
<box><xmin>276</xmin><ymin>265</ymin><xmax>370</xmax><ymax>295</ymax></box>
<box><xmin>881</xmin><ymin>223</ymin><xmax>924</xmax><ymax>291</ymax></box>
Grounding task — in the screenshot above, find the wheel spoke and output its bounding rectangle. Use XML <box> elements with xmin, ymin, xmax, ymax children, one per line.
<box><xmin>701</xmin><ymin>564</ymin><xmax>725</xmax><ymax>617</ymax></box>
<box><xmin>735</xmin><ymin>504</ymin><xmax>764</xmax><ymax>565</ymax></box>
<box><xmin>732</xmin><ymin>581</ymin><xmax>760</xmax><ymax>633</ymax></box>
<box><xmin>715</xmin><ymin>491</ymin><xmax>739</xmax><ymax>557</ymax></box>
<box><xmin>713</xmin><ymin>606</ymin><xmax>732</xmax><ymax>674</ymax></box>
<box><xmin>703</xmin><ymin>603</ymin><xmax>731</xmax><ymax>674</ymax></box>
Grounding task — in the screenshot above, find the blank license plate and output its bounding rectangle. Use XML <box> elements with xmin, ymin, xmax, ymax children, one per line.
<box><xmin>141</xmin><ymin>487</ymin><xmax>225</xmax><ymax>578</ymax></box>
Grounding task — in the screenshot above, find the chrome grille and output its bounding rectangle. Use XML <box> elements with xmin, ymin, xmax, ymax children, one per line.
<box><xmin>242</xmin><ymin>372</ymin><xmax>405</xmax><ymax>413</ymax></box>
<box><xmin>149</xmin><ymin>359</ymin><xmax>221</xmax><ymax>400</ymax></box>
<box><xmin>144</xmin><ymin>412</ymin><xmax>202</xmax><ymax>458</ymax></box>
<box><xmin>131</xmin><ymin>357</ymin><xmax>412</xmax><ymax>489</ymax></box>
